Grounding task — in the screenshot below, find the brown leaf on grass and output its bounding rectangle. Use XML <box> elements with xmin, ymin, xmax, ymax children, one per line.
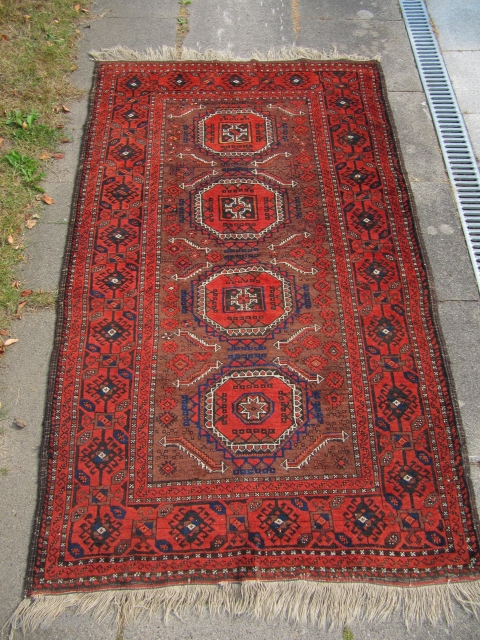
<box><xmin>0</xmin><ymin>137</ymin><xmax>4</xmax><ymax>147</ymax></box>
<box><xmin>24</xmin><ymin>14</ymin><xmax>31</xmax><ymax>21</ymax></box>
<box><xmin>81</xmin><ymin>8</ymin><xmax>90</xmax><ymax>13</ymax></box>
<box><xmin>11</xmin><ymin>280</ymin><xmax>20</xmax><ymax>289</ymax></box>
<box><xmin>70</xmin><ymin>64</ymin><xmax>78</xmax><ymax>71</ymax></box>
<box><xmin>3</xmin><ymin>338</ymin><xmax>18</xmax><ymax>347</ymax></box>
<box><xmin>13</xmin><ymin>419</ymin><xmax>27</xmax><ymax>429</ymax></box>
<box><xmin>41</xmin><ymin>194</ymin><xmax>55</xmax><ymax>205</ymax></box>
<box><xmin>22</xmin><ymin>121</ymin><xmax>28</xmax><ymax>130</ymax></box>
<box><xmin>56</xmin><ymin>124</ymin><xmax>64</xmax><ymax>129</ymax></box>
<box><xmin>61</xmin><ymin>138</ymin><xmax>71</xmax><ymax>143</ymax></box>
<box><xmin>21</xmin><ymin>289</ymin><xmax>33</xmax><ymax>297</ymax></box>
<box><xmin>0</xmin><ymin>329</ymin><xmax>8</xmax><ymax>336</ymax></box>
<box><xmin>16</xmin><ymin>300</ymin><xmax>27</xmax><ymax>315</ymax></box>
<box><xmin>25</xmin><ymin>219</ymin><xmax>37</xmax><ymax>229</ymax></box>
<box><xmin>7</xmin><ymin>235</ymin><xmax>14</xmax><ymax>245</ymax></box>
<box><xmin>40</xmin><ymin>151</ymin><xmax>51</xmax><ymax>160</ymax></box>
<box><xmin>1</xmin><ymin>34</ymin><xmax>8</xmax><ymax>41</ymax></box>
<box><xmin>61</xmin><ymin>105</ymin><xmax>70</xmax><ymax>113</ymax></box>
<box><xmin>74</xmin><ymin>3</ymin><xmax>80</xmax><ymax>10</ymax></box>
<box><xmin>51</xmin><ymin>153</ymin><xmax>65</xmax><ymax>159</ymax></box>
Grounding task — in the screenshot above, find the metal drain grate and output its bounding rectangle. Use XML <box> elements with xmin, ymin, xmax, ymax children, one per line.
<box><xmin>400</xmin><ymin>0</ymin><xmax>480</xmax><ymax>290</ymax></box>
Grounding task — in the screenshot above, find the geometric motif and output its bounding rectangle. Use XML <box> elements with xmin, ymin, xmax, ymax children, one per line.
<box><xmin>203</xmin><ymin>368</ymin><xmax>304</xmax><ymax>454</ymax></box>
<box><xmin>195</xmin><ymin>265</ymin><xmax>295</xmax><ymax>338</ymax></box>
<box><xmin>196</xmin><ymin>108</ymin><xmax>275</xmax><ymax>156</ymax></box>
<box><xmin>193</xmin><ymin>179</ymin><xmax>287</xmax><ymax>241</ymax></box>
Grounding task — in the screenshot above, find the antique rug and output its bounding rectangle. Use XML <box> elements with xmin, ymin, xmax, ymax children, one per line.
<box><xmin>12</xmin><ymin>54</ymin><xmax>480</xmax><ymax>633</ymax></box>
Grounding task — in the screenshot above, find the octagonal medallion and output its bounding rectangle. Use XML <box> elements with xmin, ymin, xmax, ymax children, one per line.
<box><xmin>204</xmin><ymin>368</ymin><xmax>304</xmax><ymax>454</ymax></box>
<box><xmin>195</xmin><ymin>265</ymin><xmax>294</xmax><ymax>338</ymax></box>
<box><xmin>197</xmin><ymin>108</ymin><xmax>274</xmax><ymax>156</ymax></box>
<box><xmin>193</xmin><ymin>178</ymin><xmax>286</xmax><ymax>242</ymax></box>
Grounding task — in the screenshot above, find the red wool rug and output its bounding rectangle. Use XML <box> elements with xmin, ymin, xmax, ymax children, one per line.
<box><xmin>13</xmin><ymin>57</ymin><xmax>480</xmax><ymax>632</ymax></box>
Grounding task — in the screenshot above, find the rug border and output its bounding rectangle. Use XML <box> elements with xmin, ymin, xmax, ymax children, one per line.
<box><xmin>373</xmin><ymin>60</ymin><xmax>480</xmax><ymax>544</ymax></box>
<box><xmin>21</xmin><ymin>55</ymin><xmax>480</xmax><ymax>623</ymax></box>
<box><xmin>23</xmin><ymin>62</ymin><xmax>103</xmax><ymax>598</ymax></box>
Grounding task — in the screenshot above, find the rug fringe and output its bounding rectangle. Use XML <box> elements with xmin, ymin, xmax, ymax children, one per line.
<box><xmin>7</xmin><ymin>580</ymin><xmax>480</xmax><ymax>637</ymax></box>
<box><xmin>89</xmin><ymin>45</ymin><xmax>379</xmax><ymax>62</ymax></box>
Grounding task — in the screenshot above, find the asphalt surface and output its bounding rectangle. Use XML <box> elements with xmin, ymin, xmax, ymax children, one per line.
<box><xmin>1</xmin><ymin>0</ymin><xmax>479</xmax><ymax>638</ymax></box>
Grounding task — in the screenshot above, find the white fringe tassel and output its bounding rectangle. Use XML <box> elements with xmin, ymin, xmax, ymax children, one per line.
<box><xmin>90</xmin><ymin>45</ymin><xmax>379</xmax><ymax>62</ymax></box>
<box><xmin>8</xmin><ymin>579</ymin><xmax>480</xmax><ymax>638</ymax></box>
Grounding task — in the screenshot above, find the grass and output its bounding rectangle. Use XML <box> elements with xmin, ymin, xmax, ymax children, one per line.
<box><xmin>0</xmin><ymin>0</ymin><xmax>92</xmax><ymax>331</ymax></box>
<box><xmin>26</xmin><ymin>289</ymin><xmax>58</xmax><ymax>310</ymax></box>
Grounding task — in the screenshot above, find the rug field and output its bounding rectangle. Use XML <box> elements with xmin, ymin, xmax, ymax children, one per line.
<box><xmin>13</xmin><ymin>59</ymin><xmax>480</xmax><ymax>632</ymax></box>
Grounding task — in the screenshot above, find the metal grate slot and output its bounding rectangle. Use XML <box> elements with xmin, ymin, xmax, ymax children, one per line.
<box><xmin>400</xmin><ymin>0</ymin><xmax>480</xmax><ymax>290</ymax></box>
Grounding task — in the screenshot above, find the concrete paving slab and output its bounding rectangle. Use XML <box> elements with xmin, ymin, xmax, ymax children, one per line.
<box><xmin>387</xmin><ymin>91</ymin><xmax>449</xmax><ymax>182</ymax></box>
<box><xmin>437</xmin><ymin>300</ymin><xmax>480</xmax><ymax>457</ymax></box>
<box><xmin>299</xmin><ymin>0</ymin><xmax>402</xmax><ymax>22</ymax></box>
<box><xmin>298</xmin><ymin>19</ymin><xmax>422</xmax><ymax>92</ymax></box>
<box><xmin>441</xmin><ymin>51</ymin><xmax>480</xmax><ymax>116</ymax></box>
<box><xmin>426</xmin><ymin>0</ymin><xmax>480</xmax><ymax>51</ymax></box>
<box><xmin>409</xmin><ymin>182</ymin><xmax>478</xmax><ymax>300</ymax></box>
<box><xmin>19</xmin><ymin>180</ymin><xmax>72</xmax><ymax>291</ymax></box>
<box><xmin>97</xmin><ymin>0</ymin><xmax>179</xmax><ymax>20</ymax></box>
<box><xmin>185</xmin><ymin>0</ymin><xmax>295</xmax><ymax>55</ymax></box>
<box><xmin>81</xmin><ymin>16</ymin><xmax>179</xmax><ymax>52</ymax></box>
<box><xmin>0</xmin><ymin>311</ymin><xmax>56</xmax><ymax>627</ymax></box>
<box><xmin>464</xmin><ymin>113</ymin><xmax>480</xmax><ymax>164</ymax></box>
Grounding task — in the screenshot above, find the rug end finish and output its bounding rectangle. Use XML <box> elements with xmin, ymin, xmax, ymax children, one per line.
<box><xmin>89</xmin><ymin>45</ymin><xmax>380</xmax><ymax>62</ymax></box>
<box><xmin>8</xmin><ymin>580</ymin><xmax>480</xmax><ymax>638</ymax></box>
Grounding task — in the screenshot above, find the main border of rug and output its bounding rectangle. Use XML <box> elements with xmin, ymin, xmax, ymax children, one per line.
<box><xmin>14</xmin><ymin>55</ymin><xmax>480</xmax><ymax>634</ymax></box>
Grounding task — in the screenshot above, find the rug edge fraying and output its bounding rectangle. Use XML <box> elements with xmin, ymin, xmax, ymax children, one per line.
<box><xmin>89</xmin><ymin>45</ymin><xmax>380</xmax><ymax>62</ymax></box>
<box><xmin>8</xmin><ymin>580</ymin><xmax>480</xmax><ymax>638</ymax></box>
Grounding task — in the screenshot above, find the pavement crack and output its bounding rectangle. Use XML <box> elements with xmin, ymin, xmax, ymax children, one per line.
<box><xmin>176</xmin><ymin>0</ymin><xmax>192</xmax><ymax>54</ymax></box>
<box><xmin>292</xmin><ymin>0</ymin><xmax>300</xmax><ymax>43</ymax></box>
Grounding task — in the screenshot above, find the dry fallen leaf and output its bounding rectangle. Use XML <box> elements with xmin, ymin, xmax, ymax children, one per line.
<box><xmin>7</xmin><ymin>235</ymin><xmax>14</xmax><ymax>245</ymax></box>
<box><xmin>61</xmin><ymin>104</ymin><xmax>70</xmax><ymax>113</ymax></box>
<box><xmin>46</xmin><ymin>42</ymin><xmax>53</xmax><ymax>47</ymax></box>
<box><xmin>22</xmin><ymin>121</ymin><xmax>28</xmax><ymax>130</ymax></box>
<box><xmin>1</xmin><ymin>34</ymin><xmax>8</xmax><ymax>41</ymax></box>
<box><xmin>42</xmin><ymin>194</ymin><xmax>55</xmax><ymax>205</ymax></box>
<box><xmin>4</xmin><ymin>338</ymin><xmax>18</xmax><ymax>347</ymax></box>
<box><xmin>13</xmin><ymin>419</ymin><xmax>27</xmax><ymax>429</ymax></box>
<box><xmin>40</xmin><ymin>151</ymin><xmax>50</xmax><ymax>160</ymax></box>
<box><xmin>25</xmin><ymin>219</ymin><xmax>37</xmax><ymax>229</ymax></box>
<box><xmin>74</xmin><ymin>3</ymin><xmax>80</xmax><ymax>11</ymax></box>
<box><xmin>61</xmin><ymin>138</ymin><xmax>71</xmax><ymax>143</ymax></box>
<box><xmin>24</xmin><ymin>14</ymin><xmax>31</xmax><ymax>21</ymax></box>
<box><xmin>0</xmin><ymin>330</ymin><xmax>8</xmax><ymax>336</ymax></box>
<box><xmin>71</xmin><ymin>64</ymin><xmax>78</xmax><ymax>71</ymax></box>
<box><xmin>81</xmin><ymin>7</ymin><xmax>89</xmax><ymax>13</ymax></box>
<box><xmin>16</xmin><ymin>300</ymin><xmax>27</xmax><ymax>314</ymax></box>
<box><xmin>11</xmin><ymin>280</ymin><xmax>20</xmax><ymax>289</ymax></box>
<box><xmin>51</xmin><ymin>153</ymin><xmax>65</xmax><ymax>159</ymax></box>
<box><xmin>31</xmin><ymin>213</ymin><xmax>41</xmax><ymax>219</ymax></box>
<box><xmin>0</xmin><ymin>137</ymin><xmax>4</xmax><ymax>147</ymax></box>
<box><xmin>56</xmin><ymin>124</ymin><xmax>64</xmax><ymax>129</ymax></box>
<box><xmin>21</xmin><ymin>289</ymin><xmax>33</xmax><ymax>297</ymax></box>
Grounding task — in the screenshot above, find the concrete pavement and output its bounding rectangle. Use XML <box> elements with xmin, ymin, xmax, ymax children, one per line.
<box><xmin>1</xmin><ymin>1</ymin><xmax>479</xmax><ymax>638</ymax></box>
